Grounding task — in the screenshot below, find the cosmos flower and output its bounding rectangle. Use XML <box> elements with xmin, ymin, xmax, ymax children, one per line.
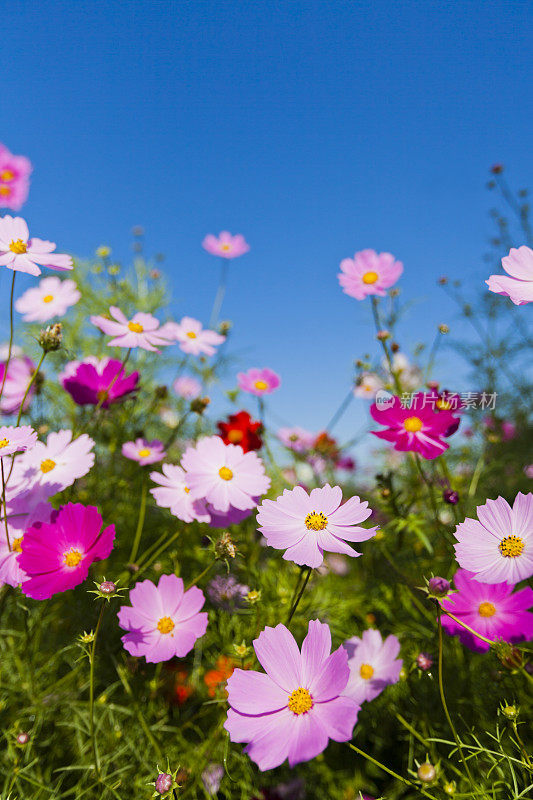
<box><xmin>15</xmin><ymin>276</ymin><xmax>80</xmax><ymax>322</ymax></box>
<box><xmin>0</xmin><ymin>353</ymin><xmax>36</xmax><ymax>416</ymax></box>
<box><xmin>0</xmin><ymin>216</ymin><xmax>72</xmax><ymax>276</ymax></box>
<box><xmin>181</xmin><ymin>436</ymin><xmax>270</xmax><ymax>513</ymax></box>
<box><xmin>202</xmin><ymin>231</ymin><xmax>250</xmax><ymax>259</ymax></box>
<box><xmin>453</xmin><ymin>493</ymin><xmax>533</xmax><ymax>584</ymax></box>
<box><xmin>277</xmin><ymin>427</ymin><xmax>315</xmax><ymax>453</ymax></box>
<box><xmin>338</xmin><ymin>249</ymin><xmax>403</xmax><ymax>300</ymax></box>
<box><xmin>206</xmin><ymin>503</ymin><xmax>255</xmax><ymax>528</ymax></box>
<box><xmin>90</xmin><ymin>306</ymin><xmax>174</xmax><ymax>352</ymax></box>
<box><xmin>257</xmin><ymin>484</ymin><xmax>377</xmax><ymax>569</ymax></box>
<box><xmin>117</xmin><ymin>574</ymin><xmax>208</xmax><ymax>663</ymax></box>
<box><xmin>0</xmin><ymin>425</ymin><xmax>37</xmax><ymax>457</ymax></box>
<box><xmin>60</xmin><ymin>356</ymin><xmax>139</xmax><ymax>408</ymax></box>
<box><xmin>486</xmin><ymin>245</ymin><xmax>533</xmax><ymax>305</ymax></box>
<box><xmin>173</xmin><ymin>376</ymin><xmax>202</xmax><ymax>400</ymax></box>
<box><xmin>122</xmin><ymin>438</ymin><xmax>166</xmax><ymax>466</ymax></box>
<box><xmin>225</xmin><ymin>620</ymin><xmax>360</xmax><ymax>771</ymax></box>
<box><xmin>440</xmin><ymin>568</ymin><xmax>533</xmax><ymax>652</ymax></box>
<box><xmin>11</xmin><ymin>430</ymin><xmax>95</xmax><ymax>494</ymax></box>
<box><xmin>353</xmin><ymin>373</ymin><xmax>384</xmax><ymax>399</ymax></box>
<box><xmin>162</xmin><ymin>317</ymin><xmax>225</xmax><ymax>356</ymax></box>
<box><xmin>217</xmin><ymin>410</ymin><xmax>262</xmax><ymax>452</ymax></box>
<box><xmin>237</xmin><ymin>367</ymin><xmax>280</xmax><ymax>397</ymax></box>
<box><xmin>207</xmin><ymin>574</ymin><xmax>249</xmax><ymax>611</ymax></box>
<box><xmin>370</xmin><ymin>394</ymin><xmax>453</xmax><ymax>460</ymax></box>
<box><xmin>343</xmin><ymin>629</ymin><xmax>402</xmax><ymax>704</ymax></box>
<box><xmin>150</xmin><ymin>464</ymin><xmax>210</xmax><ymax>523</ymax></box>
<box><xmin>0</xmin><ymin>145</ymin><xmax>32</xmax><ymax>211</ymax></box>
<box><xmin>19</xmin><ymin>503</ymin><xmax>115</xmax><ymax>600</ymax></box>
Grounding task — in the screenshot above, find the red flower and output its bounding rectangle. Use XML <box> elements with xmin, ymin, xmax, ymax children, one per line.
<box><xmin>217</xmin><ymin>410</ymin><xmax>262</xmax><ymax>452</ymax></box>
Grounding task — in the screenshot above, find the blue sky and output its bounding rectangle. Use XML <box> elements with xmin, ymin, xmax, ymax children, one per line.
<box><xmin>2</xmin><ymin>0</ymin><xmax>532</xmax><ymax>445</ymax></box>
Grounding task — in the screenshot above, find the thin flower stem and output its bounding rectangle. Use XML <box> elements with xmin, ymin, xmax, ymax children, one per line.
<box><xmin>0</xmin><ymin>273</ymin><xmax>16</xmax><ymax>404</ymax></box>
<box><xmin>468</xmin><ymin>452</ymin><xmax>485</xmax><ymax>499</ymax></box>
<box><xmin>132</xmin><ymin>528</ymin><xmax>182</xmax><ymax>581</ymax></box>
<box><xmin>347</xmin><ymin>743</ymin><xmax>440</xmax><ymax>799</ymax></box>
<box><xmin>164</xmin><ymin>410</ymin><xmax>190</xmax><ymax>449</ymax></box>
<box><xmin>15</xmin><ymin>350</ymin><xmax>46</xmax><ymax>426</ymax></box>
<box><xmin>370</xmin><ymin>296</ymin><xmax>402</xmax><ymax>395</ymax></box>
<box><xmin>91</xmin><ymin>348</ymin><xmax>132</xmax><ymax>418</ymax></box>
<box><xmin>413</xmin><ymin>453</ymin><xmax>442</xmax><ymax>529</ymax></box>
<box><xmin>128</xmin><ymin>472</ymin><xmax>148</xmax><ymax>564</ymax></box>
<box><xmin>186</xmin><ymin>561</ymin><xmax>215</xmax><ymax>590</ymax></box>
<box><xmin>89</xmin><ymin>601</ymin><xmax>106</xmax><ymax>777</ymax></box>
<box><xmin>439</xmin><ymin>608</ymin><xmax>495</xmax><ymax>646</ymax></box>
<box><xmin>0</xmin><ymin>458</ymin><xmax>12</xmax><ymax>551</ymax></box>
<box><xmin>326</xmin><ymin>389</ymin><xmax>354</xmax><ymax>433</ymax></box>
<box><xmin>512</xmin><ymin>722</ymin><xmax>532</xmax><ymax>769</ymax></box>
<box><xmin>210</xmin><ymin>258</ymin><xmax>229</xmax><ymax>329</ymax></box>
<box><xmin>286</xmin><ymin>566</ymin><xmax>312</xmax><ymax>625</ymax></box>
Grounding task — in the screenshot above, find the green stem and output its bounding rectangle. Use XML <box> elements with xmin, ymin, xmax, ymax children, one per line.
<box><xmin>439</xmin><ymin>608</ymin><xmax>495</xmax><ymax>646</ymax></box>
<box><xmin>348</xmin><ymin>743</ymin><xmax>440</xmax><ymax>799</ymax></box>
<box><xmin>89</xmin><ymin>601</ymin><xmax>106</xmax><ymax>777</ymax></box>
<box><xmin>326</xmin><ymin>389</ymin><xmax>354</xmax><ymax>433</ymax></box>
<box><xmin>15</xmin><ymin>350</ymin><xmax>46</xmax><ymax>426</ymax></box>
<box><xmin>186</xmin><ymin>561</ymin><xmax>215</xmax><ymax>590</ymax></box>
<box><xmin>132</xmin><ymin>528</ymin><xmax>182</xmax><ymax>581</ymax></box>
<box><xmin>0</xmin><ymin>273</ymin><xmax>16</xmax><ymax>404</ymax></box>
<box><xmin>286</xmin><ymin>566</ymin><xmax>312</xmax><ymax>625</ymax></box>
<box><xmin>128</xmin><ymin>472</ymin><xmax>148</xmax><ymax>564</ymax></box>
<box><xmin>413</xmin><ymin>453</ymin><xmax>441</xmax><ymax>528</ymax></box>
<box><xmin>370</xmin><ymin>296</ymin><xmax>402</xmax><ymax>395</ymax></box>
<box><xmin>468</xmin><ymin>452</ymin><xmax>485</xmax><ymax>499</ymax></box>
<box><xmin>209</xmin><ymin>258</ymin><xmax>229</xmax><ymax>329</ymax></box>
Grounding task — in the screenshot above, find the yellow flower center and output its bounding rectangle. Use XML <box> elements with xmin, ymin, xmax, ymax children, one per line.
<box><xmin>9</xmin><ymin>239</ymin><xmax>27</xmax><ymax>254</ymax></box>
<box><xmin>157</xmin><ymin>616</ymin><xmax>175</xmax><ymax>634</ymax></box>
<box><xmin>63</xmin><ymin>549</ymin><xmax>83</xmax><ymax>567</ymax></box>
<box><xmin>12</xmin><ymin>536</ymin><xmax>23</xmax><ymax>553</ymax></box>
<box><xmin>219</xmin><ymin>466</ymin><xmax>233</xmax><ymax>481</ymax></box>
<box><xmin>359</xmin><ymin>663</ymin><xmax>374</xmax><ymax>680</ymax></box>
<box><xmin>305</xmin><ymin>511</ymin><xmax>328</xmax><ymax>531</ymax></box>
<box><xmin>137</xmin><ymin>448</ymin><xmax>151</xmax><ymax>458</ymax></box>
<box><xmin>42</xmin><ymin>294</ymin><xmax>54</xmax><ymax>303</ymax></box>
<box><xmin>186</xmin><ymin>331</ymin><xmax>197</xmax><ymax>339</ymax></box>
<box><xmin>0</xmin><ymin>438</ymin><xmax>10</xmax><ymax>449</ymax></box>
<box><xmin>40</xmin><ymin>458</ymin><xmax>56</xmax><ymax>473</ymax></box>
<box><xmin>478</xmin><ymin>602</ymin><xmax>496</xmax><ymax>618</ymax></box>
<box><xmin>0</xmin><ymin>186</ymin><xmax>10</xmax><ymax>196</ymax></box>
<box><xmin>404</xmin><ymin>416</ymin><xmax>423</xmax><ymax>432</ymax></box>
<box><xmin>498</xmin><ymin>535</ymin><xmax>525</xmax><ymax>558</ymax></box>
<box><xmin>254</xmin><ymin>380</ymin><xmax>268</xmax><ymax>391</ymax></box>
<box><xmin>0</xmin><ymin>170</ymin><xmax>14</xmax><ymax>182</ymax></box>
<box><xmin>183</xmin><ymin>486</ymin><xmax>190</xmax><ymax>494</ymax></box>
<box><xmin>288</xmin><ymin>687</ymin><xmax>313</xmax><ymax>715</ymax></box>
<box><xmin>435</xmin><ymin>399</ymin><xmax>452</xmax><ymax>410</ymax></box>
<box><xmin>128</xmin><ymin>321</ymin><xmax>144</xmax><ymax>333</ymax></box>
<box><xmin>227</xmin><ymin>429</ymin><xmax>244</xmax><ymax>444</ymax></box>
<box><xmin>362</xmin><ymin>270</ymin><xmax>379</xmax><ymax>284</ymax></box>
<box><xmin>221</xmin><ymin>243</ymin><xmax>231</xmax><ymax>251</ymax></box>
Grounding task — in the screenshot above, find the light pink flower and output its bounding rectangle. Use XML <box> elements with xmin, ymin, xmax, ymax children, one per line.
<box><xmin>162</xmin><ymin>317</ymin><xmax>225</xmax><ymax>356</ymax></box>
<box><xmin>343</xmin><ymin>629</ymin><xmax>402</xmax><ymax>704</ymax></box>
<box><xmin>181</xmin><ymin>435</ymin><xmax>270</xmax><ymax>513</ymax></box>
<box><xmin>15</xmin><ymin>276</ymin><xmax>80</xmax><ymax>322</ymax></box>
<box><xmin>11</xmin><ymin>430</ymin><xmax>95</xmax><ymax>494</ymax></box>
<box><xmin>257</xmin><ymin>485</ymin><xmax>378</xmax><ymax>569</ymax></box>
<box><xmin>0</xmin><ymin>145</ymin><xmax>32</xmax><ymax>211</ymax></box>
<box><xmin>173</xmin><ymin>376</ymin><xmax>202</xmax><ymax>400</ymax></box>
<box><xmin>122</xmin><ymin>438</ymin><xmax>166</xmax><ymax>466</ymax></box>
<box><xmin>454</xmin><ymin>493</ymin><xmax>533</xmax><ymax>584</ymax></box>
<box><xmin>0</xmin><ymin>353</ymin><xmax>36</xmax><ymax>416</ymax></box>
<box><xmin>0</xmin><ymin>216</ymin><xmax>72</xmax><ymax>276</ymax></box>
<box><xmin>0</xmin><ymin>425</ymin><xmax>37</xmax><ymax>457</ymax></box>
<box><xmin>486</xmin><ymin>245</ymin><xmax>533</xmax><ymax>305</ymax></box>
<box><xmin>277</xmin><ymin>427</ymin><xmax>315</xmax><ymax>453</ymax></box>
<box><xmin>150</xmin><ymin>464</ymin><xmax>210</xmax><ymax>523</ymax></box>
<box><xmin>90</xmin><ymin>306</ymin><xmax>174</xmax><ymax>352</ymax></box>
<box><xmin>202</xmin><ymin>231</ymin><xmax>250</xmax><ymax>259</ymax></box>
<box><xmin>237</xmin><ymin>367</ymin><xmax>281</xmax><ymax>397</ymax></box>
<box><xmin>338</xmin><ymin>249</ymin><xmax>403</xmax><ymax>300</ymax></box>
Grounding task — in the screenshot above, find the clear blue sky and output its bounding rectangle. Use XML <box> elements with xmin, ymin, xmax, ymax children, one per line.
<box><xmin>2</xmin><ymin>0</ymin><xmax>532</xmax><ymax>444</ymax></box>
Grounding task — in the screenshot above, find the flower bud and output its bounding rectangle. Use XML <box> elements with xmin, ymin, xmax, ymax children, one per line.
<box><xmin>215</xmin><ymin>532</ymin><xmax>236</xmax><ymax>560</ymax></box>
<box><xmin>132</xmin><ymin>225</ymin><xmax>145</xmax><ymax>237</ymax></box>
<box><xmin>155</xmin><ymin>773</ymin><xmax>173</xmax><ymax>794</ymax></box>
<box><xmin>416</xmin><ymin>652</ymin><xmax>433</xmax><ymax>670</ymax></box>
<box><xmin>417</xmin><ymin>762</ymin><xmax>436</xmax><ymax>783</ymax></box>
<box><xmin>99</xmin><ymin>580</ymin><xmax>116</xmax><ymax>596</ymax></box>
<box><xmin>190</xmin><ymin>396</ymin><xmax>210</xmax><ymax>415</ymax></box>
<box><xmin>428</xmin><ymin>576</ymin><xmax>450</xmax><ymax>597</ymax></box>
<box><xmin>443</xmin><ymin>489</ymin><xmax>459</xmax><ymax>505</ymax></box>
<box><xmin>16</xmin><ymin>732</ymin><xmax>29</xmax><ymax>745</ymax></box>
<box><xmin>233</xmin><ymin>640</ymin><xmax>251</xmax><ymax>658</ymax></box>
<box><xmin>444</xmin><ymin>780</ymin><xmax>457</xmax><ymax>795</ymax></box>
<box><xmin>438</xmin><ymin>324</ymin><xmax>449</xmax><ymax>334</ymax></box>
<box><xmin>219</xmin><ymin>320</ymin><xmax>232</xmax><ymax>335</ymax></box>
<box><xmin>390</xmin><ymin>341</ymin><xmax>400</xmax><ymax>353</ymax></box>
<box><xmin>154</xmin><ymin>385</ymin><xmax>169</xmax><ymax>400</ymax></box>
<box><xmin>246</xmin><ymin>589</ymin><xmax>261</xmax><ymax>604</ymax></box>
<box><xmin>491</xmin><ymin>163</ymin><xmax>503</xmax><ymax>174</ymax></box>
<box><xmin>39</xmin><ymin>322</ymin><xmax>63</xmax><ymax>352</ymax></box>
<box><xmin>438</xmin><ymin>276</ymin><xmax>448</xmax><ymax>285</ymax></box>
<box><xmin>501</xmin><ymin>703</ymin><xmax>519</xmax><ymax>720</ymax></box>
<box><xmin>376</xmin><ymin>329</ymin><xmax>391</xmax><ymax>341</ymax></box>
<box><xmin>495</xmin><ymin>642</ymin><xmax>523</xmax><ymax>670</ymax></box>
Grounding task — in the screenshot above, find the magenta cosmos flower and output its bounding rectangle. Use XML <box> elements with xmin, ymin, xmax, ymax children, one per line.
<box><xmin>237</xmin><ymin>367</ymin><xmax>280</xmax><ymax>397</ymax></box>
<box><xmin>0</xmin><ymin>425</ymin><xmax>37</xmax><ymax>457</ymax></box>
<box><xmin>453</xmin><ymin>493</ymin><xmax>533</xmax><ymax>584</ymax></box>
<box><xmin>0</xmin><ymin>352</ymin><xmax>36</xmax><ymax>416</ymax></box>
<box><xmin>60</xmin><ymin>356</ymin><xmax>139</xmax><ymax>408</ymax></box>
<box><xmin>277</xmin><ymin>427</ymin><xmax>315</xmax><ymax>453</ymax></box>
<box><xmin>182</xmin><ymin>435</ymin><xmax>270</xmax><ymax>513</ymax></box>
<box><xmin>15</xmin><ymin>276</ymin><xmax>80</xmax><ymax>322</ymax></box>
<box><xmin>0</xmin><ymin>216</ymin><xmax>72</xmax><ymax>276</ymax></box>
<box><xmin>162</xmin><ymin>317</ymin><xmax>225</xmax><ymax>357</ymax></box>
<box><xmin>202</xmin><ymin>231</ymin><xmax>250</xmax><ymax>259</ymax></box>
<box><xmin>370</xmin><ymin>394</ymin><xmax>453</xmax><ymax>460</ymax></box>
<box><xmin>90</xmin><ymin>306</ymin><xmax>174</xmax><ymax>352</ymax></box>
<box><xmin>338</xmin><ymin>249</ymin><xmax>403</xmax><ymax>300</ymax></box>
<box><xmin>486</xmin><ymin>245</ymin><xmax>533</xmax><ymax>305</ymax></box>
<box><xmin>122</xmin><ymin>438</ymin><xmax>166</xmax><ymax>466</ymax></box>
<box><xmin>12</xmin><ymin>430</ymin><xmax>95</xmax><ymax>494</ymax></box>
<box><xmin>441</xmin><ymin>568</ymin><xmax>533</xmax><ymax>653</ymax></box>
<box><xmin>343</xmin><ymin>629</ymin><xmax>402</xmax><ymax>705</ymax></box>
<box><xmin>19</xmin><ymin>503</ymin><xmax>115</xmax><ymax>600</ymax></box>
<box><xmin>150</xmin><ymin>464</ymin><xmax>210</xmax><ymax>523</ymax></box>
<box><xmin>225</xmin><ymin>620</ymin><xmax>360</xmax><ymax>771</ymax></box>
<box><xmin>257</xmin><ymin>485</ymin><xmax>377</xmax><ymax>569</ymax></box>
<box><xmin>173</xmin><ymin>375</ymin><xmax>201</xmax><ymax>400</ymax></box>
<box><xmin>0</xmin><ymin>144</ymin><xmax>32</xmax><ymax>211</ymax></box>
<box><xmin>118</xmin><ymin>574</ymin><xmax>208</xmax><ymax>663</ymax></box>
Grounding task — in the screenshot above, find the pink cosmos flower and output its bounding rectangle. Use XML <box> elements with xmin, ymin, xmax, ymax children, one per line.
<box><xmin>19</xmin><ymin>503</ymin><xmax>115</xmax><ymax>600</ymax></box>
<box><xmin>0</xmin><ymin>353</ymin><xmax>36</xmax><ymax>416</ymax></box>
<box><xmin>338</xmin><ymin>249</ymin><xmax>403</xmax><ymax>300</ymax></box>
<box><xmin>173</xmin><ymin>376</ymin><xmax>202</xmax><ymax>400</ymax></box>
<box><xmin>12</xmin><ymin>430</ymin><xmax>95</xmax><ymax>494</ymax></box>
<box><xmin>122</xmin><ymin>438</ymin><xmax>166</xmax><ymax>466</ymax></box>
<box><xmin>225</xmin><ymin>620</ymin><xmax>360</xmax><ymax>771</ymax></box>
<box><xmin>182</xmin><ymin>435</ymin><xmax>270</xmax><ymax>513</ymax></box>
<box><xmin>453</xmin><ymin>493</ymin><xmax>533</xmax><ymax>584</ymax></box>
<box><xmin>257</xmin><ymin>485</ymin><xmax>378</xmax><ymax>569</ymax></box>
<box><xmin>162</xmin><ymin>317</ymin><xmax>225</xmax><ymax>357</ymax></box>
<box><xmin>440</xmin><ymin>568</ymin><xmax>533</xmax><ymax>652</ymax></box>
<box><xmin>15</xmin><ymin>276</ymin><xmax>80</xmax><ymax>322</ymax></box>
<box><xmin>117</xmin><ymin>574</ymin><xmax>208</xmax><ymax>663</ymax></box>
<box><xmin>0</xmin><ymin>216</ymin><xmax>72</xmax><ymax>276</ymax></box>
<box><xmin>60</xmin><ymin>356</ymin><xmax>139</xmax><ymax>408</ymax></box>
<box><xmin>0</xmin><ymin>425</ymin><xmax>37</xmax><ymax>457</ymax></box>
<box><xmin>277</xmin><ymin>427</ymin><xmax>315</xmax><ymax>453</ymax></box>
<box><xmin>370</xmin><ymin>394</ymin><xmax>453</xmax><ymax>460</ymax></box>
<box><xmin>353</xmin><ymin>373</ymin><xmax>384</xmax><ymax>399</ymax></box>
<box><xmin>486</xmin><ymin>245</ymin><xmax>533</xmax><ymax>305</ymax></box>
<box><xmin>343</xmin><ymin>629</ymin><xmax>402</xmax><ymax>705</ymax></box>
<box><xmin>206</xmin><ymin>503</ymin><xmax>255</xmax><ymax>528</ymax></box>
<box><xmin>90</xmin><ymin>306</ymin><xmax>174</xmax><ymax>352</ymax></box>
<box><xmin>202</xmin><ymin>231</ymin><xmax>250</xmax><ymax>259</ymax></box>
<box><xmin>237</xmin><ymin>367</ymin><xmax>280</xmax><ymax>397</ymax></box>
<box><xmin>0</xmin><ymin>145</ymin><xmax>32</xmax><ymax>211</ymax></box>
<box><xmin>150</xmin><ymin>464</ymin><xmax>210</xmax><ymax>523</ymax></box>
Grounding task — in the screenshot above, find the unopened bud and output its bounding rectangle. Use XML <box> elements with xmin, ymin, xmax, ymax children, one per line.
<box><xmin>155</xmin><ymin>773</ymin><xmax>173</xmax><ymax>794</ymax></box>
<box><xmin>416</xmin><ymin>652</ymin><xmax>433</xmax><ymax>670</ymax></box>
<box><xmin>439</xmin><ymin>324</ymin><xmax>449</xmax><ymax>334</ymax></box>
<box><xmin>501</xmin><ymin>703</ymin><xmax>519</xmax><ymax>720</ymax></box>
<box><xmin>219</xmin><ymin>320</ymin><xmax>232</xmax><ymax>335</ymax></box>
<box><xmin>390</xmin><ymin>342</ymin><xmax>400</xmax><ymax>353</ymax></box>
<box><xmin>99</xmin><ymin>580</ymin><xmax>116</xmax><ymax>596</ymax></box>
<box><xmin>417</xmin><ymin>762</ymin><xmax>436</xmax><ymax>783</ymax></box>
<box><xmin>233</xmin><ymin>640</ymin><xmax>250</xmax><ymax>658</ymax></box>
<box><xmin>443</xmin><ymin>780</ymin><xmax>456</xmax><ymax>795</ymax></box>
<box><xmin>495</xmin><ymin>642</ymin><xmax>523</xmax><ymax>670</ymax></box>
<box><xmin>490</xmin><ymin>163</ymin><xmax>503</xmax><ymax>174</ymax></box>
<box><xmin>246</xmin><ymin>589</ymin><xmax>261</xmax><ymax>604</ymax></box>
<box><xmin>190</xmin><ymin>396</ymin><xmax>210</xmax><ymax>415</ymax></box>
<box><xmin>376</xmin><ymin>330</ymin><xmax>391</xmax><ymax>341</ymax></box>
<box><xmin>16</xmin><ymin>732</ymin><xmax>29</xmax><ymax>745</ymax></box>
<box><xmin>443</xmin><ymin>489</ymin><xmax>459</xmax><ymax>505</ymax></box>
<box><xmin>438</xmin><ymin>276</ymin><xmax>448</xmax><ymax>285</ymax></box>
<box><xmin>39</xmin><ymin>323</ymin><xmax>63</xmax><ymax>352</ymax></box>
<box><xmin>428</xmin><ymin>576</ymin><xmax>450</xmax><ymax>597</ymax></box>
<box><xmin>150</xmin><ymin>269</ymin><xmax>161</xmax><ymax>279</ymax></box>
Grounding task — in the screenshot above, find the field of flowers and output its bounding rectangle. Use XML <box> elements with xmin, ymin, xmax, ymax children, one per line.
<box><xmin>0</xmin><ymin>144</ymin><xmax>531</xmax><ymax>800</ymax></box>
